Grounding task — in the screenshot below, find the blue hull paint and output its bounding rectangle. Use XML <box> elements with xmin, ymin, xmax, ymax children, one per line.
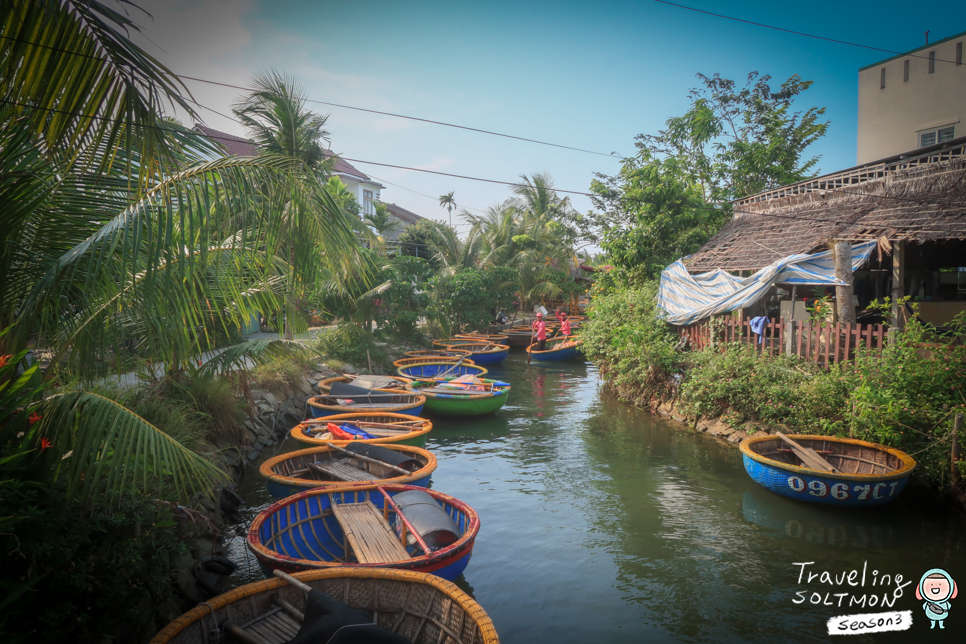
<box><xmin>397</xmin><ymin>364</ymin><xmax>487</xmax><ymax>379</ymax></box>
<box><xmin>742</xmin><ymin>454</ymin><xmax>910</xmax><ymax>506</ymax></box>
<box><xmin>531</xmin><ymin>346</ymin><xmax>581</xmax><ymax>362</ymax></box>
<box><xmin>469</xmin><ymin>349</ymin><xmax>508</xmax><ymax>365</ymax></box>
<box><xmin>309</xmin><ymin>403</ymin><xmax>424</xmax><ymax>419</ymax></box>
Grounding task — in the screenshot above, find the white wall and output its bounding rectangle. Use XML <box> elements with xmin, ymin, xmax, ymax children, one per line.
<box><xmin>858</xmin><ymin>34</ymin><xmax>966</xmax><ymax>163</ymax></box>
<box><xmin>339</xmin><ymin>175</ymin><xmax>381</xmax><ymax>216</ymax></box>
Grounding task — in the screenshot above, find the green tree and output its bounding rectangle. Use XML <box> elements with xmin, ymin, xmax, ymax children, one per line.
<box><xmin>364</xmin><ymin>202</ymin><xmax>402</xmax><ymax>240</ymax></box>
<box><xmin>398</xmin><ymin>219</ymin><xmax>449</xmax><ymax>266</ymax></box>
<box><xmin>326</xmin><ymin>176</ymin><xmax>361</xmax><ymax>217</ymax></box>
<box><xmin>588</xmin><ymin>72</ymin><xmax>829</xmax><ymax>276</ymax></box>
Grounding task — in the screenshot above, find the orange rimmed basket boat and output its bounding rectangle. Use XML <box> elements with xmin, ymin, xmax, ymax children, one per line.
<box><xmin>428</xmin><ymin>342</ymin><xmax>509</xmax><ymax>365</ymax></box>
<box><xmin>404</xmin><ymin>349</ymin><xmax>474</xmax><ymax>360</ymax></box>
<box><xmin>291</xmin><ymin>412</ymin><xmax>432</xmax><ymax>448</ymax></box>
<box><xmin>393</xmin><ymin>356</ymin><xmax>475</xmax><ymax>370</ymax></box>
<box><xmin>317</xmin><ymin>374</ymin><xmax>413</xmax><ymax>393</ymax></box>
<box><xmin>149</xmin><ymin>567</ymin><xmax>500</xmax><ymax>644</ymax></box>
<box><xmin>260</xmin><ymin>444</ymin><xmax>437</xmax><ymax>499</ymax></box>
<box><xmin>454</xmin><ymin>333</ymin><xmax>509</xmax><ymax>343</ymax></box>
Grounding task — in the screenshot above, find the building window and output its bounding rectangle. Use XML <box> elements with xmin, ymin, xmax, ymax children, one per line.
<box><xmin>363</xmin><ymin>190</ymin><xmax>374</xmax><ymax>215</ymax></box>
<box><xmin>880</xmin><ymin>67</ymin><xmax>886</xmax><ymax>88</ymax></box>
<box><xmin>957</xmin><ymin>42</ymin><xmax>963</xmax><ymax>65</ymax></box>
<box><xmin>920</xmin><ymin>126</ymin><xmax>955</xmax><ymax>148</ymax></box>
<box><xmin>903</xmin><ymin>59</ymin><xmax>910</xmax><ymax>81</ymax></box>
<box><xmin>928</xmin><ymin>50</ymin><xmax>936</xmax><ymax>73</ymax></box>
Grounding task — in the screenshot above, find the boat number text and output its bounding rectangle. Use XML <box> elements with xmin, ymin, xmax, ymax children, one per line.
<box><xmin>786</xmin><ymin>477</ymin><xmax>899</xmax><ymax>500</ymax></box>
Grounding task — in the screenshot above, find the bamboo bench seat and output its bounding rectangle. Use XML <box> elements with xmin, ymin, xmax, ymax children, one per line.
<box><xmin>329</xmin><ymin>500</ymin><xmax>410</xmax><ymax>564</ymax></box>
<box><xmin>308</xmin><ymin>461</ymin><xmax>373</xmax><ymax>482</ymax></box>
<box><xmin>238</xmin><ymin>605</ymin><xmax>302</xmax><ymax>644</ymax></box>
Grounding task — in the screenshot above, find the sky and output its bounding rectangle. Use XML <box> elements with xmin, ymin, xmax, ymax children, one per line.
<box><xmin>132</xmin><ymin>0</ymin><xmax>966</xmax><ymax>231</ymax></box>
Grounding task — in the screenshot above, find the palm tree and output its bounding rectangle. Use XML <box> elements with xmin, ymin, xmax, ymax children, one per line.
<box><xmin>0</xmin><ymin>1</ymin><xmax>365</xmax><ymax>503</ymax></box>
<box><xmin>364</xmin><ymin>202</ymin><xmax>402</xmax><ymax>240</ymax></box>
<box><xmin>233</xmin><ymin>71</ymin><xmax>371</xmax><ymax>339</ymax></box>
<box><xmin>439</xmin><ymin>191</ymin><xmax>457</xmax><ymax>227</ymax></box>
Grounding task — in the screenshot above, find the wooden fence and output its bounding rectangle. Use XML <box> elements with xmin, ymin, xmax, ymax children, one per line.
<box><xmin>677</xmin><ymin>317</ymin><xmax>887</xmax><ymax>367</ymax></box>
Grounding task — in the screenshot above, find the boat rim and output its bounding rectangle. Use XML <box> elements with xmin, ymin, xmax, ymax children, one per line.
<box><xmin>260</xmin><ymin>444</ymin><xmax>437</xmax><ymax>488</ymax></box>
<box><xmin>246</xmin><ymin>483</ymin><xmax>481</xmax><ymax>573</ymax></box>
<box><xmin>406</xmin><ymin>379</ymin><xmax>510</xmax><ymax>400</ymax></box>
<box><xmin>149</xmin><ymin>566</ymin><xmax>499</xmax><ymax>644</ymax></box>
<box><xmin>290</xmin><ymin>412</ymin><xmax>433</xmax><ymax>446</ymax></box>
<box><xmin>526</xmin><ymin>336</ymin><xmax>582</xmax><ymax>355</ymax></box>
<box><xmin>307</xmin><ymin>389</ymin><xmax>427</xmax><ymax>414</ymax></box>
<box><xmin>396</xmin><ymin>361</ymin><xmax>490</xmax><ymax>380</ymax></box>
<box><xmin>738</xmin><ymin>434</ymin><xmax>917</xmax><ymax>481</ymax></box>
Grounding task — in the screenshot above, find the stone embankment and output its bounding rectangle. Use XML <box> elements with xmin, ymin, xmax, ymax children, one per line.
<box><xmin>652</xmin><ymin>399</ymin><xmax>775</xmax><ymax>444</ymax></box>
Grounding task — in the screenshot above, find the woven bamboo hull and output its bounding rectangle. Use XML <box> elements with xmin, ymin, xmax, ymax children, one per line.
<box><xmin>396</xmin><ymin>363</ymin><xmax>489</xmax><ymax>381</ymax></box>
<box><xmin>393</xmin><ymin>356</ymin><xmax>476</xmax><ymax>370</ymax></box>
<box><xmin>307</xmin><ymin>391</ymin><xmax>426</xmax><ymax>418</ymax></box>
<box><xmin>247</xmin><ymin>485</ymin><xmax>479</xmax><ymax>582</ymax></box>
<box><xmin>317</xmin><ymin>375</ymin><xmax>413</xmax><ymax>393</ymax></box>
<box><xmin>422</xmin><ymin>390</ymin><xmax>509</xmax><ymax>416</ymax></box>
<box><xmin>290</xmin><ymin>412</ymin><xmax>432</xmax><ymax>448</ymax></box>
<box><xmin>150</xmin><ymin>568</ymin><xmax>499</xmax><ymax>644</ymax></box>
<box><xmin>260</xmin><ymin>445</ymin><xmax>437</xmax><ymax>500</ymax></box>
<box><xmin>526</xmin><ymin>337</ymin><xmax>583</xmax><ymax>362</ymax></box>
<box><xmin>739</xmin><ymin>435</ymin><xmax>916</xmax><ymax>506</ymax></box>
<box><xmin>404</xmin><ymin>349</ymin><xmax>474</xmax><ymax>360</ymax></box>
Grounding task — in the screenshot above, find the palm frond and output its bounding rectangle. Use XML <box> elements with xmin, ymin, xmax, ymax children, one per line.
<box><xmin>196</xmin><ymin>339</ymin><xmax>308</xmax><ymax>379</ymax></box>
<box><xmin>36</xmin><ymin>391</ymin><xmax>226</xmax><ymax>503</ymax></box>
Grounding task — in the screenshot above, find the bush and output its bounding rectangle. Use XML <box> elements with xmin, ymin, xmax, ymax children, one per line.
<box><xmin>580</xmin><ymin>279</ymin><xmax>682</xmax><ymax>404</ymax></box>
<box><xmin>430</xmin><ymin>267</ymin><xmax>515</xmax><ymax>333</ymax></box>
<box><xmin>0</xmin><ymin>484</ymin><xmax>185</xmax><ymax>644</ymax></box>
<box><xmin>314</xmin><ymin>323</ymin><xmax>391</xmax><ymax>371</ymax></box>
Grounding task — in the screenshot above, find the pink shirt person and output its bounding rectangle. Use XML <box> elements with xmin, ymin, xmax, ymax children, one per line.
<box><xmin>532</xmin><ymin>318</ymin><xmax>547</xmax><ymax>340</ymax></box>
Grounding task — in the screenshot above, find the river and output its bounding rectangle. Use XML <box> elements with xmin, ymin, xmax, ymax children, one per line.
<box><xmin>225</xmin><ymin>352</ymin><xmax>966</xmax><ymax>643</ymax></box>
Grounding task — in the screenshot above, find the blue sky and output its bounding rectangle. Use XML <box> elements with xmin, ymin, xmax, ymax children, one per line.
<box><xmin>137</xmin><ymin>0</ymin><xmax>966</xmax><ymax>229</ymax></box>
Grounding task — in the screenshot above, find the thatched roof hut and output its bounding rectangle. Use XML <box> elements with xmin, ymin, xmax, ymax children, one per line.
<box><xmin>686</xmin><ymin>136</ymin><xmax>966</xmax><ymax>273</ymax></box>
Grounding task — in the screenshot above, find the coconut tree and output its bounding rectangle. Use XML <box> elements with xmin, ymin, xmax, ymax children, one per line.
<box><xmin>438</xmin><ymin>191</ymin><xmax>457</xmax><ymax>227</ymax></box>
<box><xmin>0</xmin><ymin>0</ymin><xmax>365</xmax><ymax>503</ymax></box>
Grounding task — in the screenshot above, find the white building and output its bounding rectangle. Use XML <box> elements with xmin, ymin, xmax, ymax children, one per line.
<box><xmin>857</xmin><ymin>30</ymin><xmax>966</xmax><ymax>163</ymax></box>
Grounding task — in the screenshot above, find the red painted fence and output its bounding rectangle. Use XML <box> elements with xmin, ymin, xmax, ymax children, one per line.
<box><xmin>677</xmin><ymin>317</ymin><xmax>887</xmax><ymax>366</ymax></box>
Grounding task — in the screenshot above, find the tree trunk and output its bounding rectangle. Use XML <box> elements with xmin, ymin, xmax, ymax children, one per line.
<box><xmin>834</xmin><ymin>240</ymin><xmax>856</xmax><ymax>324</ymax></box>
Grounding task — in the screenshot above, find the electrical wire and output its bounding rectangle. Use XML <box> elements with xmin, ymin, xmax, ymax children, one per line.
<box><xmin>0</xmin><ymin>34</ymin><xmax>622</xmax><ymax>159</ymax></box>
<box><xmin>654</xmin><ymin>1</ymin><xmax>962</xmax><ymax>65</ymax></box>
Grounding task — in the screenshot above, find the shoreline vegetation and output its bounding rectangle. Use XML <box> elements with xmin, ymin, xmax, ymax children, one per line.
<box><xmin>580</xmin><ymin>271</ymin><xmax>966</xmax><ymax>509</ymax></box>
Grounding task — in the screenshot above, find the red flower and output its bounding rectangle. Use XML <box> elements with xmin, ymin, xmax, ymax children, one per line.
<box><xmin>40</xmin><ymin>437</ymin><xmax>52</xmax><ymax>451</ymax></box>
<box><xmin>0</xmin><ymin>355</ymin><xmax>10</xmax><ymax>368</ymax></box>
<box><xmin>28</xmin><ymin>412</ymin><xmax>42</xmax><ymax>426</ymax></box>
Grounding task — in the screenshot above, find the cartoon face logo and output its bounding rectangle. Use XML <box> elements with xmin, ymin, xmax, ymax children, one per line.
<box><xmin>916</xmin><ymin>569</ymin><xmax>958</xmax><ymax>629</ymax></box>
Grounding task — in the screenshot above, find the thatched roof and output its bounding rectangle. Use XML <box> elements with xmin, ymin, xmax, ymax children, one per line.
<box><xmin>685</xmin><ymin>136</ymin><xmax>966</xmax><ymax>273</ymax></box>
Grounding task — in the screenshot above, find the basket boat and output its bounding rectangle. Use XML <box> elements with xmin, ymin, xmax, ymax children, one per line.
<box><xmin>429</xmin><ymin>342</ymin><xmax>509</xmax><ymax>365</ymax></box>
<box><xmin>260</xmin><ymin>443</ymin><xmax>436</xmax><ymax>499</ymax></box>
<box><xmin>307</xmin><ymin>390</ymin><xmax>425</xmax><ymax>418</ymax></box>
<box><xmin>247</xmin><ymin>484</ymin><xmax>480</xmax><ymax>582</ymax></box>
<box><xmin>739</xmin><ymin>434</ymin><xmax>916</xmax><ymax>506</ymax></box>
<box><xmin>317</xmin><ymin>374</ymin><xmax>413</xmax><ymax>393</ymax></box>
<box><xmin>454</xmin><ymin>333</ymin><xmax>509</xmax><ymax>343</ymax></box>
<box><xmin>404</xmin><ymin>349</ymin><xmax>474</xmax><ymax>360</ymax></box>
<box><xmin>526</xmin><ymin>336</ymin><xmax>583</xmax><ymax>362</ymax></box>
<box><xmin>406</xmin><ymin>378</ymin><xmax>511</xmax><ymax>416</ymax></box>
<box><xmin>149</xmin><ymin>567</ymin><xmax>499</xmax><ymax>644</ymax></box>
<box><xmin>393</xmin><ymin>356</ymin><xmax>476</xmax><ymax>370</ymax></box>
<box><xmin>396</xmin><ymin>361</ymin><xmax>489</xmax><ymax>382</ymax></box>
<box><xmin>291</xmin><ymin>412</ymin><xmax>433</xmax><ymax>448</ymax></box>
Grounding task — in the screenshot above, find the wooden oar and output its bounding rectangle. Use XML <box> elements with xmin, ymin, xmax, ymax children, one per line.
<box><xmin>325</xmin><ymin>443</ymin><xmax>410</xmax><ymax>475</ymax></box>
<box><xmin>776</xmin><ymin>432</ymin><xmax>838</xmax><ymax>473</ymax></box>
<box><xmin>436</xmin><ymin>355</ymin><xmax>467</xmax><ymax>379</ymax></box>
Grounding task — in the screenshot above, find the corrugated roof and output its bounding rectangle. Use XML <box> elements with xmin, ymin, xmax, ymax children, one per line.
<box><xmin>384</xmin><ymin>203</ymin><xmax>426</xmax><ymax>225</ymax></box>
<box><xmin>685</xmin><ymin>138</ymin><xmax>966</xmax><ymax>273</ymax></box>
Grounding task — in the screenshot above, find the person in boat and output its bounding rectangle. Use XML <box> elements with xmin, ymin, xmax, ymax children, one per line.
<box><xmin>917</xmin><ymin>568</ymin><xmax>958</xmax><ymax>629</ymax></box>
<box><xmin>555</xmin><ymin>308</ymin><xmax>572</xmax><ymax>337</ymax></box>
<box><xmin>495</xmin><ymin>308</ymin><xmax>508</xmax><ymax>324</ymax></box>
<box><xmin>532</xmin><ymin>312</ymin><xmax>547</xmax><ymax>351</ymax></box>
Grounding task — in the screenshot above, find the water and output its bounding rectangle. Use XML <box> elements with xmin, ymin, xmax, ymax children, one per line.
<box><xmin>225</xmin><ymin>353</ymin><xmax>966</xmax><ymax>643</ymax></box>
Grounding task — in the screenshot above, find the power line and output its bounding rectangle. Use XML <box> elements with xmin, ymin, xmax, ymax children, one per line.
<box><xmin>654</xmin><ymin>1</ymin><xmax>962</xmax><ymax>65</ymax></box>
<box><xmin>0</xmin><ymin>34</ymin><xmax>622</xmax><ymax>159</ymax></box>
<box><xmin>0</xmin><ymin>98</ymin><xmax>600</xmax><ymax>197</ymax></box>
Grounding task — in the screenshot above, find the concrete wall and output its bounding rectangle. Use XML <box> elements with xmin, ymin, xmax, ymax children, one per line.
<box><xmin>857</xmin><ymin>33</ymin><xmax>966</xmax><ymax>163</ymax></box>
<box><xmin>339</xmin><ymin>175</ymin><xmax>381</xmax><ymax>216</ymax></box>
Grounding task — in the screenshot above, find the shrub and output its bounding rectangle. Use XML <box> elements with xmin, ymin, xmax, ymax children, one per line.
<box><xmin>314</xmin><ymin>323</ymin><xmax>391</xmax><ymax>372</ymax></box>
<box><xmin>430</xmin><ymin>267</ymin><xmax>515</xmax><ymax>333</ymax></box>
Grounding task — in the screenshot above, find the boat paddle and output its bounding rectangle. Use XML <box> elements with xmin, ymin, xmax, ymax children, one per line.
<box><xmin>437</xmin><ymin>355</ymin><xmax>467</xmax><ymax>379</ymax></box>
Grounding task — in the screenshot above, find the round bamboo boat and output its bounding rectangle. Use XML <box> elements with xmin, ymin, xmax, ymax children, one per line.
<box><xmin>149</xmin><ymin>567</ymin><xmax>499</xmax><ymax>644</ymax></box>
<box><xmin>406</xmin><ymin>378</ymin><xmax>511</xmax><ymax>416</ymax></box>
<box><xmin>317</xmin><ymin>374</ymin><xmax>412</xmax><ymax>393</ymax></box>
<box><xmin>260</xmin><ymin>444</ymin><xmax>436</xmax><ymax>499</ymax></box>
<box><xmin>454</xmin><ymin>333</ymin><xmax>509</xmax><ymax>343</ymax></box>
<box><xmin>393</xmin><ymin>356</ymin><xmax>476</xmax><ymax>370</ymax></box>
<box><xmin>526</xmin><ymin>336</ymin><xmax>583</xmax><ymax>362</ymax></box>
<box><xmin>500</xmin><ymin>329</ymin><xmax>536</xmax><ymax>348</ymax></box>
<box><xmin>307</xmin><ymin>390</ymin><xmax>426</xmax><ymax>418</ymax></box>
<box><xmin>396</xmin><ymin>361</ymin><xmax>489</xmax><ymax>382</ymax></box>
<box><xmin>739</xmin><ymin>434</ymin><xmax>916</xmax><ymax>506</ymax></box>
<box><xmin>429</xmin><ymin>342</ymin><xmax>509</xmax><ymax>365</ymax></box>
<box><xmin>291</xmin><ymin>412</ymin><xmax>433</xmax><ymax>448</ymax></box>
<box><xmin>404</xmin><ymin>349</ymin><xmax>474</xmax><ymax>360</ymax></box>
<box><xmin>247</xmin><ymin>484</ymin><xmax>480</xmax><ymax>581</ymax></box>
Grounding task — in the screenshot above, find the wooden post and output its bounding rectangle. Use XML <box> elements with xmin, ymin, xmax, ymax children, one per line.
<box><xmin>834</xmin><ymin>240</ymin><xmax>857</xmax><ymax>324</ymax></box>
<box><xmin>953</xmin><ymin>413</ymin><xmax>963</xmax><ymax>489</ymax></box>
<box><xmin>890</xmin><ymin>240</ymin><xmax>906</xmax><ymax>331</ymax></box>
<box><xmin>784</xmin><ymin>319</ymin><xmax>794</xmax><ymax>355</ymax></box>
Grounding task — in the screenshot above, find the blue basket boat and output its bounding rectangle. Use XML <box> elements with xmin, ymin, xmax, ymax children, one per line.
<box><xmin>247</xmin><ymin>484</ymin><xmax>480</xmax><ymax>582</ymax></box>
<box><xmin>307</xmin><ymin>390</ymin><xmax>425</xmax><ymax>418</ymax></box>
<box><xmin>739</xmin><ymin>435</ymin><xmax>916</xmax><ymax>506</ymax></box>
<box><xmin>526</xmin><ymin>336</ymin><xmax>583</xmax><ymax>362</ymax></box>
<box><xmin>396</xmin><ymin>361</ymin><xmax>488</xmax><ymax>381</ymax></box>
<box><xmin>431</xmin><ymin>342</ymin><xmax>509</xmax><ymax>365</ymax></box>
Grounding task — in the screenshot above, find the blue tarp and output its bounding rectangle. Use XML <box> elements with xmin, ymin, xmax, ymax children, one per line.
<box><xmin>656</xmin><ymin>241</ymin><xmax>876</xmax><ymax>326</ymax></box>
